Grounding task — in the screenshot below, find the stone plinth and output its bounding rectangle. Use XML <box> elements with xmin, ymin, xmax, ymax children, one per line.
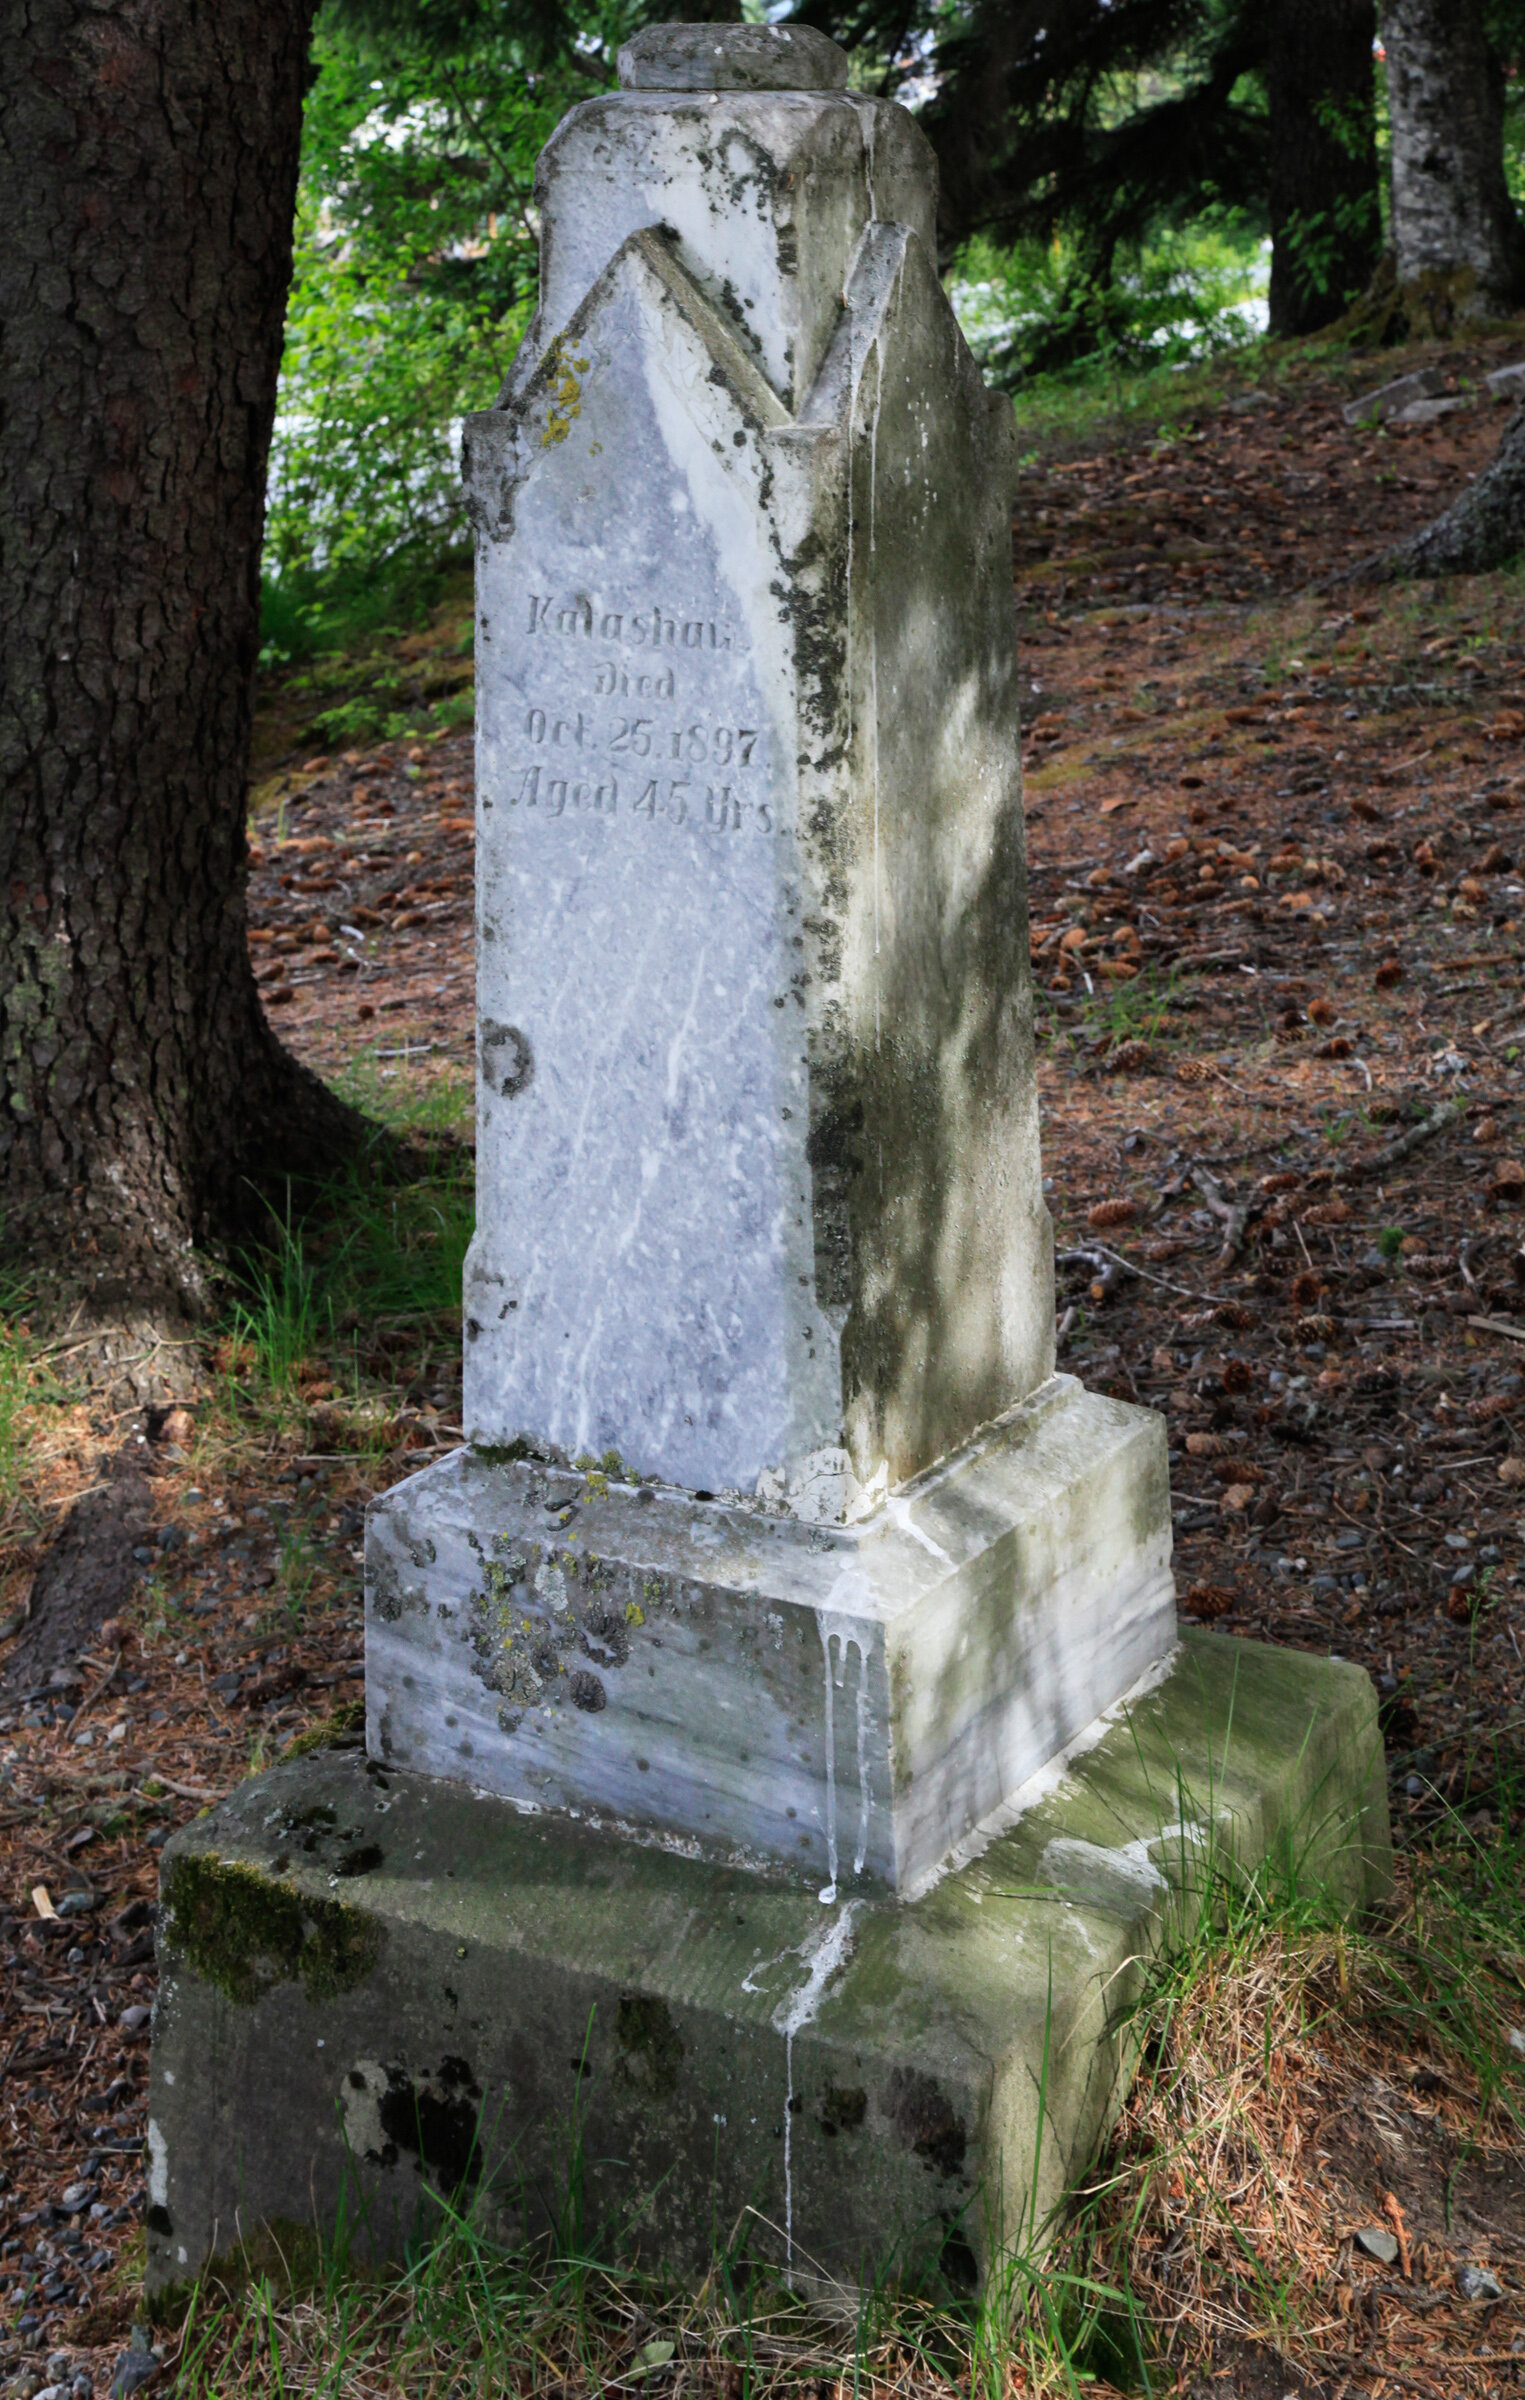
<box><xmin>144</xmin><ymin>1634</ymin><xmax>1391</xmax><ymax>2299</ymax></box>
<box><xmin>366</xmin><ymin>1376</ymin><xmax>1173</xmax><ymax>1897</ymax></box>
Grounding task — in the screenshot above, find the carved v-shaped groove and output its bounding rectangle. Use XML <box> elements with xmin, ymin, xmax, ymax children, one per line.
<box><xmin>622</xmin><ymin>228</ymin><xmax>794</xmax><ymax>429</ymax></box>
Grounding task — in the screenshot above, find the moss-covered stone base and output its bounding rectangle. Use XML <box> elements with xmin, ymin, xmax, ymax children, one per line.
<box><xmin>147</xmin><ymin>1631</ymin><xmax>1389</xmax><ymax>2296</ymax></box>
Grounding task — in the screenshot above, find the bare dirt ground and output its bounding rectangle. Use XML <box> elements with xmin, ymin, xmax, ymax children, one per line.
<box><xmin>4</xmin><ymin>335</ymin><xmax>1525</xmax><ymax>2397</ymax></box>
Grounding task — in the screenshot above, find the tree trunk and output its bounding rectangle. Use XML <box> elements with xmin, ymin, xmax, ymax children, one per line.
<box><xmin>1</xmin><ymin>0</ymin><xmax>377</xmax><ymax>1396</ymax></box>
<box><xmin>1382</xmin><ymin>0</ymin><xmax>1525</xmax><ymax>319</ymax></box>
<box><xmin>1363</xmin><ymin>401</ymin><xmax>1525</xmax><ymax>580</ymax></box>
<box><xmin>1268</xmin><ymin>0</ymin><xmax>1380</xmax><ymax>337</ymax></box>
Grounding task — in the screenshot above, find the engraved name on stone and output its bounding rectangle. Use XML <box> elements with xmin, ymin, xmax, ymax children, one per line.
<box><xmin>525</xmin><ymin>593</ymin><xmax>747</xmax><ymax>651</ymax></box>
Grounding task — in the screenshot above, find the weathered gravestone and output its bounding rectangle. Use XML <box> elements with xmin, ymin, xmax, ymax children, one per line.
<box><xmin>362</xmin><ymin>16</ymin><xmax>1177</xmax><ymax>1889</ymax></box>
<box><xmin>145</xmin><ymin>26</ymin><xmax>1390</xmax><ymax>2299</ymax></box>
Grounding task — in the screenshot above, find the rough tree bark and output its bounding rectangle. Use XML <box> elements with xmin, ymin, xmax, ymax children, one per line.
<box><xmin>1268</xmin><ymin>0</ymin><xmax>1380</xmax><ymax>337</ymax></box>
<box><xmin>1382</xmin><ymin>0</ymin><xmax>1525</xmax><ymax>322</ymax></box>
<box><xmin>1</xmin><ymin>0</ymin><xmax>378</xmax><ymax>1397</ymax></box>
<box><xmin>1364</xmin><ymin>402</ymin><xmax>1525</xmax><ymax>580</ymax></box>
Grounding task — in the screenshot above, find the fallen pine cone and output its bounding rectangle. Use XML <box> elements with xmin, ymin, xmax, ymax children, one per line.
<box><xmin>1221</xmin><ymin>1358</ymin><xmax>1254</xmax><ymax>1395</ymax></box>
<box><xmin>1260</xmin><ymin>1171</ymin><xmax>1302</xmax><ymax>1194</ymax></box>
<box><xmin>1487</xmin><ymin>1161</ymin><xmax>1525</xmax><ymax>1204</ymax></box>
<box><xmin>1301</xmin><ymin>1198</ymin><xmax>1353</xmax><ymax>1226</ymax></box>
<box><xmin>1184</xmin><ymin>1432</ymin><xmax>1223</xmax><ymax>1457</ymax></box>
<box><xmin>1087</xmin><ymin>1197</ymin><xmax>1138</xmax><ymax>1229</ymax></box>
<box><xmin>1211</xmin><ymin>1456</ymin><xmax>1267</xmax><ymax>1484</ymax></box>
<box><xmin>244</xmin><ymin>1663</ymin><xmax>308</xmax><ymax>1706</ymax></box>
<box><xmin>1106</xmin><ymin>1038</ymin><xmax>1155</xmax><ymax>1074</ymax></box>
<box><xmin>1314</xmin><ymin>1035</ymin><xmax>1354</xmax><ymax>1060</ymax></box>
<box><xmin>1181</xmin><ymin>1582</ymin><xmax>1236</xmax><ymax>1620</ymax></box>
<box><xmin>1374</xmin><ymin>959</ymin><xmax>1404</xmax><ymax>989</ymax></box>
<box><xmin>1175</xmin><ymin>1057</ymin><xmax>1210</xmax><ymax>1084</ymax></box>
<box><xmin>1499</xmin><ymin>1457</ymin><xmax>1525</xmax><ymax>1487</ymax></box>
<box><xmin>1291</xmin><ymin>1271</ymin><xmax>1327</xmax><ymax>1308</ymax></box>
<box><xmin>1212</xmin><ymin>1302</ymin><xmax>1258</xmax><ymax>1331</ymax></box>
<box><xmin>1292</xmin><ymin>1313</ymin><xmax>1338</xmax><ymax>1343</ymax></box>
<box><xmin>1404</xmin><ymin>1253</ymin><xmax>1458</xmax><ymax>1279</ymax></box>
<box><xmin>1219</xmin><ymin>1482</ymin><xmax>1257</xmax><ymax>1513</ymax></box>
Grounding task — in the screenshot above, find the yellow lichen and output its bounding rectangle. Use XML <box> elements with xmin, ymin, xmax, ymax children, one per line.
<box><xmin>540</xmin><ymin>340</ymin><xmax>589</xmax><ymax>448</ymax></box>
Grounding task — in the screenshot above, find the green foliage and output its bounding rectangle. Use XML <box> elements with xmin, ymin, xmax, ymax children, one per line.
<box><xmin>0</xmin><ymin>1278</ymin><xmax>35</xmax><ymax>1519</ymax></box>
<box><xmin>230</xmin><ymin>1200</ymin><xmax>335</xmax><ymax>1395</ymax></box>
<box><xmin>262</xmin><ymin>3</ymin><xmax>641</xmax><ymax>622</ymax></box>
<box><xmin>1274</xmin><ymin>183</ymin><xmax>1381</xmax><ymax>323</ymax></box>
<box><xmin>218</xmin><ymin>1069</ymin><xmax>472</xmax><ymax>1429</ymax></box>
<box><xmin>949</xmin><ymin>214</ymin><xmax>1266</xmax><ymax>389</ymax></box>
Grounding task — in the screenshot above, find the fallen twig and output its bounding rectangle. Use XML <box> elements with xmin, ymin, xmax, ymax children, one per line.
<box><xmin>1057</xmin><ymin>1243</ymin><xmax>1232</xmax><ymax>1306</ymax></box>
<box><xmin>1342</xmin><ymin>1101</ymin><xmax>1464</xmax><ymax>1183</ymax></box>
<box><xmin>1468</xmin><ymin>1314</ymin><xmax>1525</xmax><ymax>1345</ymax></box>
<box><xmin>69</xmin><ymin>1649</ymin><xmax>123</xmax><ymax>1730</ymax></box>
<box><xmin>139</xmin><ymin>1773</ymin><xmax>222</xmax><ymax>1803</ymax></box>
<box><xmin>1190</xmin><ymin>1164</ymin><xmax>1254</xmax><ymax>1269</ymax></box>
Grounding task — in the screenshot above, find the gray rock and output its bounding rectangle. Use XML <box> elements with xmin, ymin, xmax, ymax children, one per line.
<box><xmin>1342</xmin><ymin>369</ymin><xmax>1446</xmax><ymax>426</ymax></box>
<box><xmin>1486</xmin><ymin>362</ymin><xmax>1525</xmax><ymax>398</ymax></box>
<box><xmin>108</xmin><ymin>2334</ymin><xmax>156</xmax><ymax>2400</ymax></box>
<box><xmin>1391</xmin><ymin>396</ymin><xmax>1469</xmax><ymax>427</ymax></box>
<box><xmin>1455</xmin><ymin>2262</ymin><xmax>1502</xmax><ymax>2300</ymax></box>
<box><xmin>108</xmin><ymin>2359</ymin><xmax>157</xmax><ymax>2400</ymax></box>
<box><xmin>1354</xmin><ymin>2224</ymin><xmax>1400</xmax><ymax>2264</ymax></box>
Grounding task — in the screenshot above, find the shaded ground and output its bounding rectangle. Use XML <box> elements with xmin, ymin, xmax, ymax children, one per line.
<box><xmin>2</xmin><ymin>334</ymin><xmax>1525</xmax><ymax>2395</ymax></box>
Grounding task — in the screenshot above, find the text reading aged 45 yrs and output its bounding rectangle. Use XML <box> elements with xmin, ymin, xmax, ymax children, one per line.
<box><xmin>507</xmin><ymin>768</ymin><xmax>776</xmax><ymax>831</ymax></box>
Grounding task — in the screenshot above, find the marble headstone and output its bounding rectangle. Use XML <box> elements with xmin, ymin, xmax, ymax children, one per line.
<box><xmin>458</xmin><ymin>29</ymin><xmax>1054</xmax><ymax>1500</ymax></box>
<box><xmin>366</xmin><ymin>25</ymin><xmax>1175</xmax><ymax>1895</ymax></box>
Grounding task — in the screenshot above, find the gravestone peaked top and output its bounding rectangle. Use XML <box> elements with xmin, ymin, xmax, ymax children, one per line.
<box><xmin>460</xmin><ymin>21</ymin><xmax>1054</xmax><ymax>1502</ymax></box>
<box><xmin>366</xmin><ymin>27</ymin><xmax>1173</xmax><ymax>1896</ymax></box>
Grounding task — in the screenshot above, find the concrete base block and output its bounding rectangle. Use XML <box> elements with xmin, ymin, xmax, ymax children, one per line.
<box><xmin>147</xmin><ymin>1631</ymin><xmax>1390</xmax><ymax>2297</ymax></box>
<box><xmin>364</xmin><ymin>1375</ymin><xmax>1175</xmax><ymax>1896</ymax></box>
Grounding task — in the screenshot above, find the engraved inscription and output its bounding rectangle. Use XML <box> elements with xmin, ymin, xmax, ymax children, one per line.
<box><xmin>506</xmin><ymin>591</ymin><xmax>779</xmax><ymax>838</ymax></box>
<box><xmin>610</xmin><ymin>719</ymin><xmax>756</xmax><ymax>763</ymax></box>
<box><xmin>527</xmin><ymin>593</ymin><xmax>747</xmax><ymax>654</ymax></box>
<box><xmin>507</xmin><ymin>766</ymin><xmax>769</xmax><ymax>832</ymax></box>
<box><xmin>594</xmin><ymin>662</ymin><xmax>674</xmax><ymax>699</ymax></box>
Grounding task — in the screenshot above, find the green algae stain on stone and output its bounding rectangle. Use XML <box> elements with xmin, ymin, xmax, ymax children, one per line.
<box><xmin>165</xmin><ymin>1853</ymin><xmax>384</xmax><ymax>2007</ymax></box>
<box><xmin>615</xmin><ymin>1992</ymin><xmax>683</xmax><ymax>2097</ymax></box>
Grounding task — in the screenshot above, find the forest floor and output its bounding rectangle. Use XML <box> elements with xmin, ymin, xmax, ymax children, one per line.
<box><xmin>4</xmin><ymin>332</ymin><xmax>1525</xmax><ymax>2398</ymax></box>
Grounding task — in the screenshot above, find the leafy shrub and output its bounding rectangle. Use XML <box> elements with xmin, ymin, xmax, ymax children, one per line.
<box><xmin>948</xmin><ymin>214</ymin><xmax>1268</xmax><ymax>389</ymax></box>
